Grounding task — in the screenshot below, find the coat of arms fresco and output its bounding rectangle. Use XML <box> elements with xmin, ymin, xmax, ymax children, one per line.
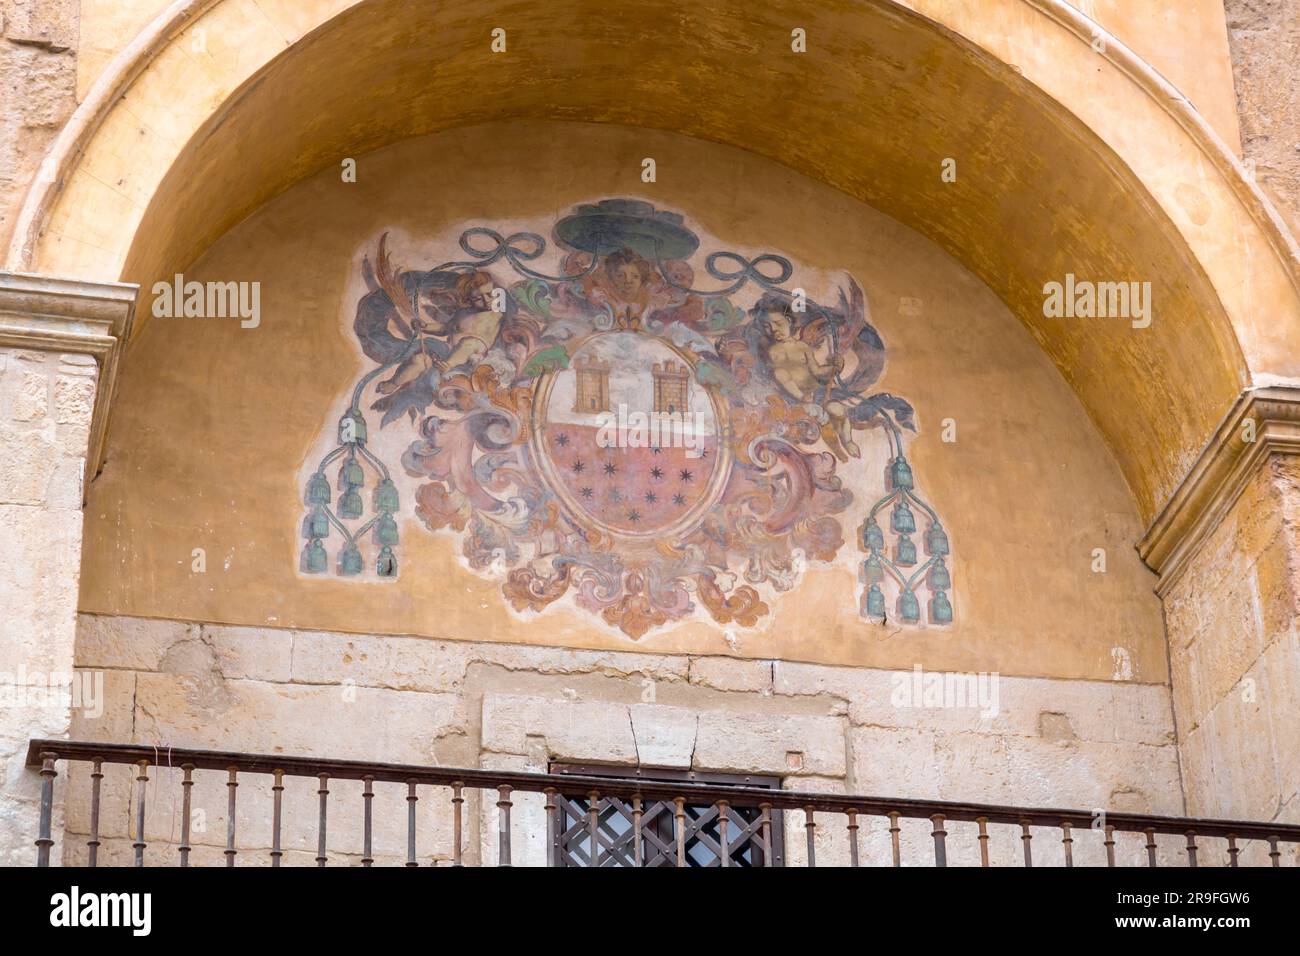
<box><xmin>299</xmin><ymin>199</ymin><xmax>953</xmax><ymax>638</ymax></box>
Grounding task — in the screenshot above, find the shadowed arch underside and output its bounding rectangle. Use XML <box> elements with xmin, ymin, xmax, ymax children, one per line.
<box><xmin>13</xmin><ymin>0</ymin><xmax>1300</xmax><ymax>524</ymax></box>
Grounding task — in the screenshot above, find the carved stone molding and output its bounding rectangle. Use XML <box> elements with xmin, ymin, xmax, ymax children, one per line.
<box><xmin>0</xmin><ymin>271</ymin><xmax>138</xmax><ymax>475</ymax></box>
<box><xmin>1140</xmin><ymin>385</ymin><xmax>1300</xmax><ymax>595</ymax></box>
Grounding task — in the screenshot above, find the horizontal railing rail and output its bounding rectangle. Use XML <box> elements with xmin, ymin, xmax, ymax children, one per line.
<box><xmin>26</xmin><ymin>738</ymin><xmax>1300</xmax><ymax>867</ymax></box>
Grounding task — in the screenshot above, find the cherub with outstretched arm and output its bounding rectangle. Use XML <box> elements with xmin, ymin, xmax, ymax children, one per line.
<box><xmin>752</xmin><ymin>295</ymin><xmax>859</xmax><ymax>460</ymax></box>
<box><xmin>369</xmin><ymin>235</ymin><xmax>502</xmax><ymax>394</ymax></box>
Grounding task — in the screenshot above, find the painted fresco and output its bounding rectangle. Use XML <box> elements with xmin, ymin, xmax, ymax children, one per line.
<box><xmin>299</xmin><ymin>199</ymin><xmax>952</xmax><ymax>638</ymax></box>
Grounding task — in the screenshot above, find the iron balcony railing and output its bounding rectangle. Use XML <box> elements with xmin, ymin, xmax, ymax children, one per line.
<box><xmin>26</xmin><ymin>738</ymin><xmax>1300</xmax><ymax>867</ymax></box>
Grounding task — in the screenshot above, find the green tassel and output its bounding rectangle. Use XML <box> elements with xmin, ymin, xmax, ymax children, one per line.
<box><xmin>339</xmin><ymin>458</ymin><xmax>365</xmax><ymax>490</ymax></box>
<box><xmin>375</xmin><ymin>512</ymin><xmax>399</xmax><ymax>546</ymax></box>
<box><xmin>300</xmin><ymin>538</ymin><xmax>327</xmax><ymax>574</ymax></box>
<box><xmin>926</xmin><ymin>523</ymin><xmax>950</xmax><ymax>556</ymax></box>
<box><xmin>862</xmin><ymin>583</ymin><xmax>885</xmax><ymax>620</ymax></box>
<box><xmin>930</xmin><ymin>590</ymin><xmax>953</xmax><ymax>624</ymax></box>
<box><xmin>339</xmin><ymin>542</ymin><xmax>363</xmax><ymax>576</ymax></box>
<box><xmin>889</xmin><ymin>456</ymin><xmax>914</xmax><ymax>492</ymax></box>
<box><xmin>928</xmin><ymin>558</ymin><xmax>951</xmax><ymax>591</ymax></box>
<box><xmin>338</xmin><ymin>489</ymin><xmax>363</xmax><ymax>519</ymax></box>
<box><xmin>861</xmin><ymin>518</ymin><xmax>885</xmax><ymax>552</ymax></box>
<box><xmin>306</xmin><ymin>472</ymin><xmax>331</xmax><ymax>505</ymax></box>
<box><xmin>899</xmin><ymin>588</ymin><xmax>920</xmax><ymax>623</ymax></box>
<box><xmin>339</xmin><ymin>409</ymin><xmax>368</xmax><ymax>445</ymax></box>
<box><xmin>376</xmin><ymin>546</ymin><xmax>397</xmax><ymax>577</ymax></box>
<box><xmin>302</xmin><ymin>507</ymin><xmax>329</xmax><ymax>540</ymax></box>
<box><xmin>860</xmin><ymin>554</ymin><xmax>884</xmax><ymax>585</ymax></box>
<box><xmin>374</xmin><ymin>478</ymin><xmax>400</xmax><ymax>513</ymax></box>
<box><xmin>891</xmin><ymin>501</ymin><xmax>916</xmax><ymax>534</ymax></box>
<box><xmin>895</xmin><ymin>534</ymin><xmax>917</xmax><ymax>567</ymax></box>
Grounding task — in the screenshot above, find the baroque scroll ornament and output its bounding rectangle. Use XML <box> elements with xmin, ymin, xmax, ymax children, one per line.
<box><xmin>299</xmin><ymin>199</ymin><xmax>953</xmax><ymax>638</ymax></box>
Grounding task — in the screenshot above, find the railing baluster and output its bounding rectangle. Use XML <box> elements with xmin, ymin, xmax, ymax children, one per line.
<box><xmin>361</xmin><ymin>776</ymin><xmax>374</xmax><ymax>867</ymax></box>
<box><xmin>586</xmin><ymin>789</ymin><xmax>599</xmax><ymax>868</ymax></box>
<box><xmin>632</xmin><ymin>795</ymin><xmax>643</xmax><ymax>867</ymax></box>
<box><xmin>717</xmin><ymin>800</ymin><xmax>730</xmax><ymax>868</ymax></box>
<box><xmin>889</xmin><ymin>811</ymin><xmax>901</xmax><ymax>866</ymax></box>
<box><xmin>406</xmin><ymin>781</ymin><xmax>418</xmax><ymax>867</ymax></box>
<box><xmin>498</xmin><ymin>785</ymin><xmax>513</xmax><ymax>867</ymax></box>
<box><xmin>36</xmin><ymin>752</ymin><xmax>57</xmax><ymax>867</ymax></box>
<box><xmin>270</xmin><ymin>769</ymin><xmax>283</xmax><ymax>867</ymax></box>
<box><xmin>1144</xmin><ymin>828</ymin><xmax>1158</xmax><ymax>867</ymax></box>
<box><xmin>178</xmin><ymin>764</ymin><xmax>193</xmax><ymax>867</ymax></box>
<box><xmin>1269</xmin><ymin>836</ymin><xmax>1280</xmax><ymax>867</ymax></box>
<box><xmin>544</xmin><ymin>788</ymin><xmax>557</xmax><ymax>868</ymax></box>
<box><xmin>1185</xmin><ymin>831</ymin><xmax>1198</xmax><ymax>868</ymax></box>
<box><xmin>225</xmin><ymin>767</ymin><xmax>238</xmax><ymax>867</ymax></box>
<box><xmin>1226</xmin><ymin>834</ymin><xmax>1239</xmax><ymax>868</ymax></box>
<box><xmin>804</xmin><ymin>806</ymin><xmax>816</xmax><ymax>868</ymax></box>
<box><xmin>847</xmin><ymin>809</ymin><xmax>860</xmax><ymax>867</ymax></box>
<box><xmin>674</xmin><ymin>796</ymin><xmax>686</xmax><ymax>867</ymax></box>
<box><xmin>316</xmin><ymin>773</ymin><xmax>329</xmax><ymax>867</ymax></box>
<box><xmin>88</xmin><ymin>757</ymin><xmax>103</xmax><ymax>868</ymax></box>
<box><xmin>931</xmin><ymin>814</ymin><xmax>947</xmax><ymax>867</ymax></box>
<box><xmin>1020</xmin><ymin>821</ymin><xmax>1033</xmax><ymax>868</ymax></box>
<box><xmin>760</xmin><ymin>803</ymin><xmax>773</xmax><ymax>867</ymax></box>
<box><xmin>976</xmin><ymin>816</ymin><xmax>990</xmax><ymax>867</ymax></box>
<box><xmin>1104</xmin><ymin>824</ymin><xmax>1116</xmax><ymax>867</ymax></box>
<box><xmin>133</xmin><ymin>759</ymin><xmax>149</xmax><ymax>867</ymax></box>
<box><xmin>1061</xmin><ymin>822</ymin><xmax>1073</xmax><ymax>868</ymax></box>
<box><xmin>452</xmin><ymin>783</ymin><xmax>464</xmax><ymax>866</ymax></box>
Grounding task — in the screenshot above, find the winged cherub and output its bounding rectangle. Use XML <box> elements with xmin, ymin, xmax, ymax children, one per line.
<box><xmin>368</xmin><ymin>234</ymin><xmax>503</xmax><ymax>396</ymax></box>
<box><xmin>751</xmin><ymin>280</ymin><xmax>887</xmax><ymax>461</ymax></box>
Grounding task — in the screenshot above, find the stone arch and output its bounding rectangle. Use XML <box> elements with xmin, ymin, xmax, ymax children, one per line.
<box><xmin>7</xmin><ymin>0</ymin><xmax>1300</xmax><ymax>527</ymax></box>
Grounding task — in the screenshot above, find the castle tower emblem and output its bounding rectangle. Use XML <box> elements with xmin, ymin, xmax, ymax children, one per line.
<box><xmin>652</xmin><ymin>359</ymin><xmax>690</xmax><ymax>415</ymax></box>
<box><xmin>573</xmin><ymin>354</ymin><xmax>611</xmax><ymax>414</ymax></box>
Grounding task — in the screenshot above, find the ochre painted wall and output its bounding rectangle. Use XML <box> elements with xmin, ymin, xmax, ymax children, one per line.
<box><xmin>70</xmin><ymin>1</ymin><xmax>1244</xmax><ymax>152</ymax></box>
<box><xmin>78</xmin><ymin>121</ymin><xmax>1164</xmax><ymax>681</ymax></box>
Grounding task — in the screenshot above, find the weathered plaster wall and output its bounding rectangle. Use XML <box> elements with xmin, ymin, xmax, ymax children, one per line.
<box><xmin>60</xmin><ymin>611</ymin><xmax>1196</xmax><ymax>866</ymax></box>
<box><xmin>1165</xmin><ymin>455</ymin><xmax>1300</xmax><ymax>826</ymax></box>
<box><xmin>1224</xmin><ymin>0</ymin><xmax>1300</xmax><ymax>233</ymax></box>
<box><xmin>1076</xmin><ymin>0</ymin><xmax>1243</xmax><ymax>151</ymax></box>
<box><xmin>77</xmin><ymin>121</ymin><xmax>1166</xmax><ymax>681</ymax></box>
<box><xmin>0</xmin><ymin>346</ymin><xmax>97</xmax><ymax>865</ymax></box>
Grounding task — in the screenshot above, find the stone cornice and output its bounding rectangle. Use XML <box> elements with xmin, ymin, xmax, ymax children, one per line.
<box><xmin>1140</xmin><ymin>386</ymin><xmax>1300</xmax><ymax>595</ymax></box>
<box><xmin>0</xmin><ymin>271</ymin><xmax>138</xmax><ymax>476</ymax></box>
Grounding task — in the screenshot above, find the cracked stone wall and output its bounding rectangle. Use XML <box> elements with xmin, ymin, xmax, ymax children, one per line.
<box><xmin>0</xmin><ymin>347</ymin><xmax>97</xmax><ymax>865</ymax></box>
<box><xmin>1224</xmin><ymin>0</ymin><xmax>1300</xmax><ymax>232</ymax></box>
<box><xmin>51</xmin><ymin>612</ymin><xmax>1207</xmax><ymax>867</ymax></box>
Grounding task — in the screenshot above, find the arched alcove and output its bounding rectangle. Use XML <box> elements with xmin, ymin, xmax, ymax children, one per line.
<box><xmin>77</xmin><ymin>119</ymin><xmax>1168</xmax><ymax>680</ymax></box>
<box><xmin>12</xmin><ymin>0</ymin><xmax>1300</xmax><ymax>528</ymax></box>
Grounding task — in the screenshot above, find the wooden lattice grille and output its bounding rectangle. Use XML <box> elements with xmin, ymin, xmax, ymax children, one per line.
<box><xmin>550</xmin><ymin>766</ymin><xmax>784</xmax><ymax>867</ymax></box>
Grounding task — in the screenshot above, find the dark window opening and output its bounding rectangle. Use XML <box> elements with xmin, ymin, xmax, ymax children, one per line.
<box><xmin>549</xmin><ymin>763</ymin><xmax>785</xmax><ymax>867</ymax></box>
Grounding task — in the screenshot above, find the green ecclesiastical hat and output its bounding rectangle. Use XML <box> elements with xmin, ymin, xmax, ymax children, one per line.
<box><xmin>553</xmin><ymin>198</ymin><xmax>699</xmax><ymax>262</ymax></box>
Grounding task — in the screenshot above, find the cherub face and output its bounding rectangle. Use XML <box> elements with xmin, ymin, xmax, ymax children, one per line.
<box><xmin>609</xmin><ymin>263</ymin><xmax>643</xmax><ymax>299</ymax></box>
<box><xmin>466</xmin><ymin>277</ymin><xmax>494</xmax><ymax>311</ymax></box>
<box><xmin>763</xmin><ymin>311</ymin><xmax>793</xmax><ymax>342</ymax></box>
